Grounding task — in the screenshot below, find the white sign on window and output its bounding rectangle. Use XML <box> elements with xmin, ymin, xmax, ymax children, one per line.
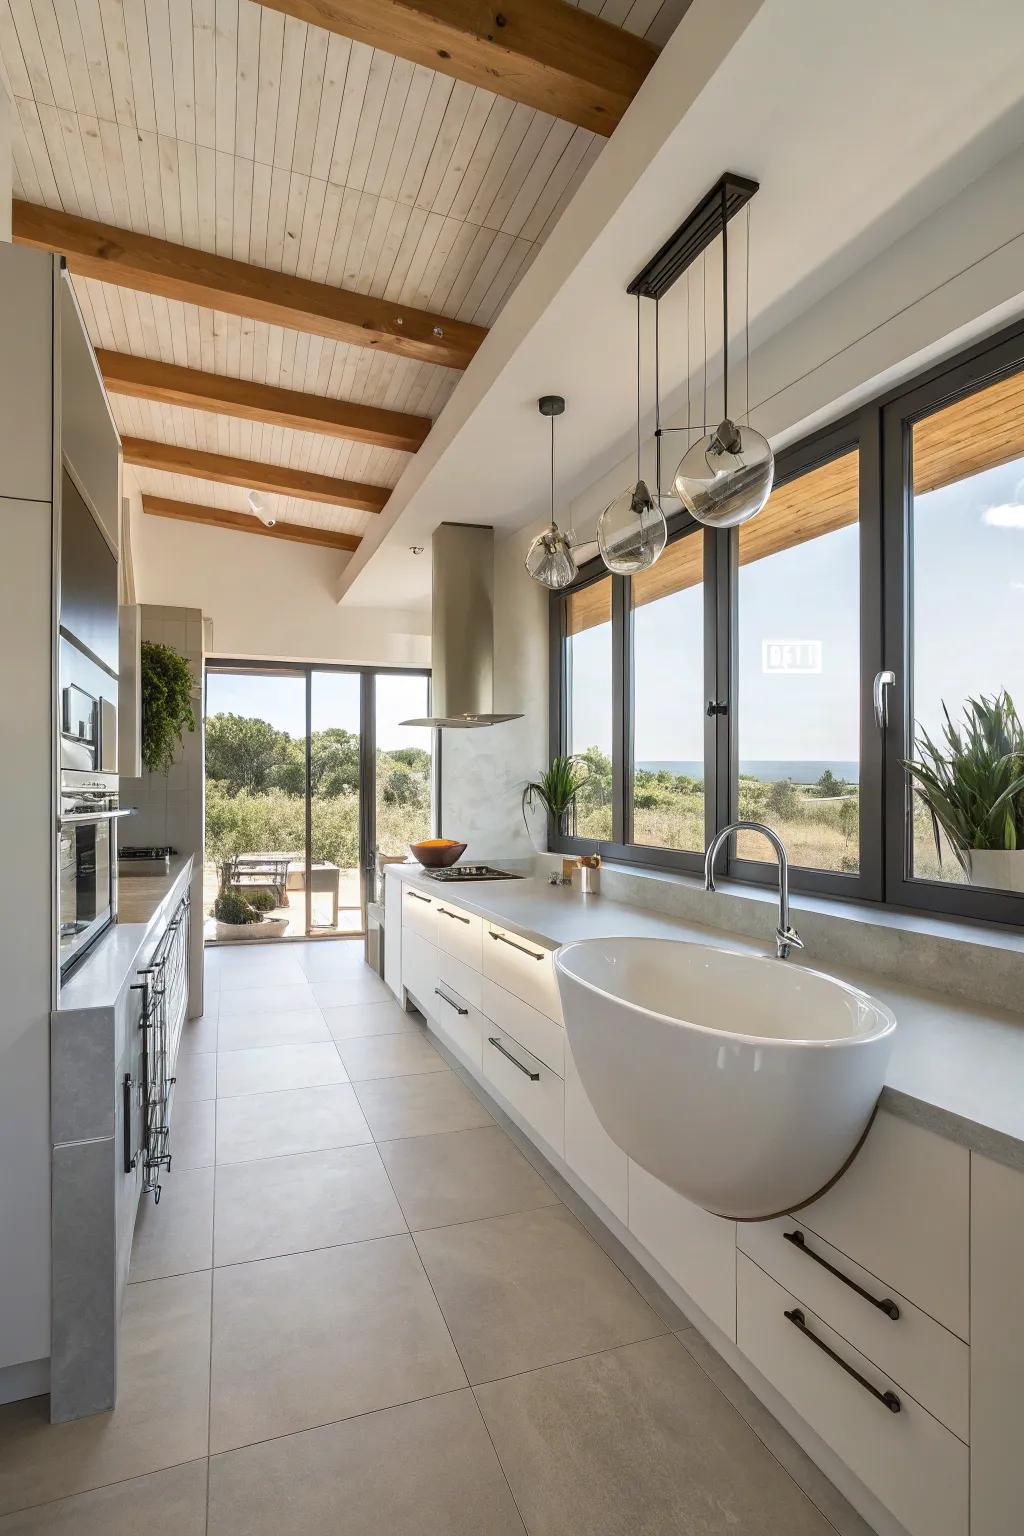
<box><xmin>762</xmin><ymin>639</ymin><xmax>822</xmax><ymax>675</ymax></box>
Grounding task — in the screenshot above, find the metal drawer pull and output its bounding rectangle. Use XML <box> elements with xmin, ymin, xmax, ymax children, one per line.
<box><xmin>783</xmin><ymin>1230</ymin><xmax>900</xmax><ymax>1320</ymax></box>
<box><xmin>407</xmin><ymin>890</ymin><xmax>431</xmax><ymax>904</ymax></box>
<box><xmin>438</xmin><ymin>907</ymin><xmax>471</xmax><ymax>924</ymax></box>
<box><xmin>123</xmin><ymin>1072</ymin><xmax>137</xmax><ymax>1173</ymax></box>
<box><xmin>488</xmin><ymin>1036</ymin><xmax>541</xmax><ymax>1080</ymax></box>
<box><xmin>435</xmin><ymin>986</ymin><xmax>468</xmax><ymax>1016</ymax></box>
<box><xmin>784</xmin><ymin>1309</ymin><xmax>901</xmax><ymax>1413</ymax></box>
<box><xmin>489</xmin><ymin>930</ymin><xmax>544</xmax><ymax>961</ymax></box>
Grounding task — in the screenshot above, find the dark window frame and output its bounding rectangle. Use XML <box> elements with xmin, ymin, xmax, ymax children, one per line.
<box><xmin>549</xmin><ymin>316</ymin><xmax>1024</xmax><ymax>925</ymax></box>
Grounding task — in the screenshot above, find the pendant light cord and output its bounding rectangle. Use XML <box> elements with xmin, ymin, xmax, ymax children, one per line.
<box><xmin>636</xmin><ymin>293</ymin><xmax>642</xmax><ymax>482</ymax></box>
<box><xmin>550</xmin><ymin>410</ymin><xmax>555</xmax><ymax>529</ymax></box>
<box><xmin>745</xmin><ymin>202</ymin><xmax>751</xmax><ymax>425</ymax></box>
<box><xmin>654</xmin><ymin>297</ymin><xmax>661</xmax><ymax>501</ymax></box>
<box><xmin>721</xmin><ymin>180</ymin><xmax>729</xmax><ymax>423</ymax></box>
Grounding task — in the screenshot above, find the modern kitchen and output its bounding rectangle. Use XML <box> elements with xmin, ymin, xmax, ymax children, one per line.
<box><xmin>2</xmin><ymin>3</ymin><xmax>1024</xmax><ymax>1534</ymax></box>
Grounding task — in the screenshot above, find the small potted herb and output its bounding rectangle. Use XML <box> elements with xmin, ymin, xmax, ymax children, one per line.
<box><xmin>905</xmin><ymin>691</ymin><xmax>1024</xmax><ymax>891</ymax></box>
<box><xmin>522</xmin><ymin>754</ymin><xmax>589</xmax><ymax>841</ymax></box>
<box><xmin>213</xmin><ymin>887</ymin><xmax>288</xmax><ymax>941</ymax></box>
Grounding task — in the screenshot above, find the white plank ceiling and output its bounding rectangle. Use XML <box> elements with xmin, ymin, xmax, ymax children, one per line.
<box><xmin>0</xmin><ymin>0</ymin><xmax>689</xmax><ymax>539</ymax></box>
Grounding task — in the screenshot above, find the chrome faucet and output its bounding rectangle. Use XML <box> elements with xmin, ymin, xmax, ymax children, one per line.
<box><xmin>704</xmin><ymin>821</ymin><xmax>804</xmax><ymax>961</ymax></box>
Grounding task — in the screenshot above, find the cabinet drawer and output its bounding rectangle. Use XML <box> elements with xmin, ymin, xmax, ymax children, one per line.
<box><xmin>402</xmin><ymin>884</ymin><xmax>437</xmax><ymax>944</ymax></box>
<box><xmin>429</xmin><ymin>981</ymin><xmax>482</xmax><ymax>1073</ymax></box>
<box><xmin>481</xmin><ymin>976</ymin><xmax>563</xmax><ymax>1077</ymax></box>
<box><xmin>402</xmin><ymin>929</ymin><xmax>436</xmax><ymax>1011</ymax></box>
<box><xmin>737</xmin><ymin>1255</ymin><xmax>968</xmax><ymax>1536</ymax></box>
<box><xmin>564</xmin><ymin>1041</ymin><xmax>628</xmax><ymax>1225</ymax></box>
<box><xmin>437</xmin><ymin>947</ymin><xmax>482</xmax><ymax>1011</ymax></box>
<box><xmin>739</xmin><ymin>1216</ymin><xmax>968</xmax><ymax>1442</ymax></box>
<box><xmin>434</xmin><ymin>899</ymin><xmax>482</xmax><ymax>970</ymax></box>
<box><xmin>799</xmin><ymin>1111</ymin><xmax>969</xmax><ymax>1339</ymax></box>
<box><xmin>628</xmin><ymin>1161</ymin><xmax>737</xmax><ymax>1342</ymax></box>
<box><xmin>483</xmin><ymin>1029</ymin><xmax>564</xmax><ymax>1157</ymax></box>
<box><xmin>483</xmin><ymin>923</ymin><xmax>562</xmax><ymax>1022</ymax></box>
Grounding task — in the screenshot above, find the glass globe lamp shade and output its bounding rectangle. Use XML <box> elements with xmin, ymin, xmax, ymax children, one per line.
<box><xmin>673</xmin><ymin>420</ymin><xmax>775</xmax><ymax>529</ymax></box>
<box><xmin>597</xmin><ymin>480</ymin><xmax>668</xmax><ymax>575</ymax></box>
<box><xmin>525</xmin><ymin>524</ymin><xmax>577</xmax><ymax>589</ymax></box>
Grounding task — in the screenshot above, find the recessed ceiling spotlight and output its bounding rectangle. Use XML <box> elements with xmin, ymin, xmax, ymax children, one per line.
<box><xmin>247</xmin><ymin>489</ymin><xmax>277</xmax><ymax>528</ymax></box>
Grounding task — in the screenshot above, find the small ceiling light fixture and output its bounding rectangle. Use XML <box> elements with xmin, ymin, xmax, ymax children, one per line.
<box><xmin>247</xmin><ymin>489</ymin><xmax>276</xmax><ymax>528</ymax></box>
<box><xmin>597</xmin><ymin>296</ymin><xmax>667</xmax><ymax>574</ymax></box>
<box><xmin>525</xmin><ymin>395</ymin><xmax>577</xmax><ymax>590</ymax></box>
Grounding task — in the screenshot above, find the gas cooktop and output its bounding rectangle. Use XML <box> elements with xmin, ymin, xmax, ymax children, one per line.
<box><xmin>420</xmin><ymin>865</ymin><xmax>524</xmax><ymax>883</ymax></box>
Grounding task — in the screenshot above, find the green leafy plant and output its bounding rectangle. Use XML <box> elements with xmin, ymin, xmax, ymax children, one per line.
<box><xmin>243</xmin><ymin>887</ymin><xmax>278</xmax><ymax>914</ymax></box>
<box><xmin>141</xmin><ymin>641</ymin><xmax>196</xmax><ymax>774</ymax></box>
<box><xmin>522</xmin><ymin>754</ymin><xmax>589</xmax><ymax>835</ymax></box>
<box><xmin>212</xmin><ymin>889</ymin><xmax>262</xmax><ymax>925</ymax></box>
<box><xmin>905</xmin><ymin>691</ymin><xmax>1024</xmax><ymax>870</ymax></box>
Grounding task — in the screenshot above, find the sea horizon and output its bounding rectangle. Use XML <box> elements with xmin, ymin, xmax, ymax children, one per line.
<box><xmin>636</xmin><ymin>759</ymin><xmax>860</xmax><ymax>784</ymax></box>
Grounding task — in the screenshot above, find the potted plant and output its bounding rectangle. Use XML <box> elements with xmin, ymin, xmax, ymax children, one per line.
<box><xmin>522</xmin><ymin>754</ymin><xmax>589</xmax><ymax>841</ymax></box>
<box><xmin>141</xmin><ymin>641</ymin><xmax>196</xmax><ymax>774</ymax></box>
<box><xmin>905</xmin><ymin>691</ymin><xmax>1024</xmax><ymax>891</ymax></box>
<box><xmin>213</xmin><ymin>887</ymin><xmax>288</xmax><ymax>941</ymax></box>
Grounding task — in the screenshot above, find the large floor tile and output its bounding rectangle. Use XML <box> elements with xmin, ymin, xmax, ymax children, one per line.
<box><xmin>0</xmin><ymin>1272</ymin><xmax>211</xmax><ymax>1516</ymax></box>
<box><xmin>353</xmin><ymin>1071</ymin><xmax>492</xmax><ymax>1141</ymax></box>
<box><xmin>216</xmin><ymin>1041</ymin><xmax>347</xmax><ymax>1098</ymax></box>
<box><xmin>294</xmin><ymin>940</ymin><xmax>369</xmax><ymax>980</ymax></box>
<box><xmin>335</xmin><ymin>1031</ymin><xmax>445</xmax><ymax>1081</ymax></box>
<box><xmin>215</xmin><ymin>1084</ymin><xmax>372</xmax><ymax>1164</ymax></box>
<box><xmin>130</xmin><ymin>1167</ymin><xmax>215</xmax><ymax>1282</ymax></box>
<box><xmin>476</xmin><ymin>1335</ymin><xmax>835</xmax><ymax>1535</ymax></box>
<box><xmin>173</xmin><ymin>1051</ymin><xmax>216</xmax><ymax>1104</ymax></box>
<box><xmin>217</xmin><ymin>982</ymin><xmax>318</xmax><ymax>1017</ymax></box>
<box><xmin>172</xmin><ymin>1100</ymin><xmax>216</xmax><ymax>1170</ymax></box>
<box><xmin>380</xmin><ymin>1126</ymin><xmax>559</xmax><ymax>1231</ymax></box>
<box><xmin>211</xmin><ymin>954</ymin><xmax>307</xmax><ymax>989</ymax></box>
<box><xmin>175</xmin><ymin>1011</ymin><xmax>218</xmax><ymax>1057</ymax></box>
<box><xmin>209</xmin><ymin>1236</ymin><xmax>466</xmax><ymax>1452</ymax></box>
<box><xmin>414</xmin><ymin>1204</ymin><xmax>663</xmax><ymax>1384</ymax></box>
<box><xmin>323</xmin><ymin>999</ymin><xmax>420</xmax><ymax>1039</ymax></box>
<box><xmin>312</xmin><ymin>974</ymin><xmax>393</xmax><ymax>1009</ymax></box>
<box><xmin>208</xmin><ymin>1390</ymin><xmax>523</xmax><ymax>1536</ymax></box>
<box><xmin>0</xmin><ymin>1460</ymin><xmax>208</xmax><ymax>1535</ymax></box>
<box><xmin>214</xmin><ymin>1145</ymin><xmax>406</xmax><ymax>1266</ymax></box>
<box><xmin>216</xmin><ymin>1009</ymin><xmax>330</xmax><ymax>1052</ymax></box>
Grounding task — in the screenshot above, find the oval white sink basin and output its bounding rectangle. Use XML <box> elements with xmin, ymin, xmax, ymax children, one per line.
<box><xmin>554</xmin><ymin>937</ymin><xmax>897</xmax><ymax>1221</ymax></box>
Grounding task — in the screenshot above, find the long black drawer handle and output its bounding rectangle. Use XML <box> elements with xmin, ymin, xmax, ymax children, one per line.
<box><xmin>784</xmin><ymin>1309</ymin><xmax>901</xmax><ymax>1413</ymax></box>
<box><xmin>489</xmin><ymin>931</ymin><xmax>544</xmax><ymax>961</ymax></box>
<box><xmin>783</xmin><ymin>1230</ymin><xmax>900</xmax><ymax>1320</ymax></box>
<box><xmin>438</xmin><ymin>907</ymin><xmax>471</xmax><ymax>924</ymax></box>
<box><xmin>123</xmin><ymin>1072</ymin><xmax>137</xmax><ymax>1173</ymax></box>
<box><xmin>435</xmin><ymin>986</ymin><xmax>468</xmax><ymax>1016</ymax></box>
<box><xmin>488</xmin><ymin>1036</ymin><xmax>541</xmax><ymax>1080</ymax></box>
<box><xmin>407</xmin><ymin>890</ymin><xmax>431</xmax><ymax>904</ymax></box>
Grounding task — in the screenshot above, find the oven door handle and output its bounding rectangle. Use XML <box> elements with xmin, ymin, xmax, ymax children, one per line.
<box><xmin>58</xmin><ymin>808</ymin><xmax>135</xmax><ymax>826</ymax></box>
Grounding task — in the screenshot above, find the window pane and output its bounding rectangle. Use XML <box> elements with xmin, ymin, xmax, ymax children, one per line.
<box><xmin>908</xmin><ymin>370</ymin><xmax>1024</xmax><ymax>889</ymax></box>
<box><xmin>375</xmin><ymin>673</ymin><xmax>434</xmax><ymax>856</ymax></box>
<box><xmin>566</xmin><ymin>578</ymin><xmax>613</xmax><ymax>839</ymax></box>
<box><xmin>736</xmin><ymin>450</ymin><xmax>861</xmax><ymax>873</ymax></box>
<box><xmin>631</xmin><ymin>533</ymin><xmax>704</xmax><ymax>851</ymax></box>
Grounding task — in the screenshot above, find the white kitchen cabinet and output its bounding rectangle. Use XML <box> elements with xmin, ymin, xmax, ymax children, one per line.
<box><xmin>970</xmin><ymin>1153</ymin><xmax>1024</xmax><ymax>1536</ymax></box>
<box><xmin>627</xmin><ymin>1161</ymin><xmax>736</xmax><ymax>1341</ymax></box>
<box><xmin>433</xmin><ymin>898</ymin><xmax>483</xmax><ymax>970</ymax></box>
<box><xmin>431</xmin><ymin>978</ymin><xmax>483</xmax><ymax>1072</ymax></box>
<box><xmin>563</xmin><ymin>1040</ymin><xmax>628</xmax><ymax>1225</ymax></box>
<box><xmin>401</xmin><ymin>929</ymin><xmax>436</xmax><ymax>1014</ymax></box>
<box><xmin>402</xmin><ymin>884</ymin><xmax>438</xmax><ymax>945</ymax></box>
<box><xmin>384</xmin><ymin>873</ymin><xmax>404</xmax><ymax>1000</ymax></box>
<box><xmin>436</xmin><ymin>947</ymin><xmax>483</xmax><ymax>1010</ymax></box>
<box><xmin>483</xmin><ymin>922</ymin><xmax>563</xmax><ymax>1022</ymax></box>
<box><xmin>480</xmin><ymin>976</ymin><xmax>564</xmax><ymax>1076</ymax></box>
<box><xmin>482</xmin><ymin>1029</ymin><xmax>564</xmax><ymax>1157</ymax></box>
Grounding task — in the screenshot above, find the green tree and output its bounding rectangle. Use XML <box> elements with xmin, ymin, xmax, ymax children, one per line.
<box><xmin>385</xmin><ymin>747</ymin><xmax>431</xmax><ymax>773</ymax></box>
<box><xmin>766</xmin><ymin>778</ymin><xmax>799</xmax><ymax>819</ymax></box>
<box><xmin>816</xmin><ymin>768</ymin><xmax>850</xmax><ymax>798</ymax></box>
<box><xmin>206</xmin><ymin>713</ymin><xmax>292</xmax><ymax>794</ymax></box>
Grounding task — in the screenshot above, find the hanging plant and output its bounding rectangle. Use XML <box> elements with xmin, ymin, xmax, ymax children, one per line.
<box><xmin>140</xmin><ymin>640</ymin><xmax>196</xmax><ymax>774</ymax></box>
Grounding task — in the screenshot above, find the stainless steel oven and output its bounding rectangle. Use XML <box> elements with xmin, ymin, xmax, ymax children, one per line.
<box><xmin>59</xmin><ymin>781</ymin><xmax>128</xmax><ymax>977</ymax></box>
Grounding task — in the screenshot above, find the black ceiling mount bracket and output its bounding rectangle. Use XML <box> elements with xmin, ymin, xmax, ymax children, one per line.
<box><xmin>627</xmin><ymin>173</ymin><xmax>759</xmax><ymax>302</ymax></box>
<box><xmin>538</xmin><ymin>394</ymin><xmax>566</xmax><ymax>416</ymax></box>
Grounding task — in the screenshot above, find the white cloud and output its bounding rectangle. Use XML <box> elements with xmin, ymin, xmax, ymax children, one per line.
<box><xmin>983</xmin><ymin>503</ymin><xmax>1024</xmax><ymax>528</ymax></box>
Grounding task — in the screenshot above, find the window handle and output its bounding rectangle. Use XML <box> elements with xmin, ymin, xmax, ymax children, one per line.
<box><xmin>873</xmin><ymin>670</ymin><xmax>895</xmax><ymax>730</ymax></box>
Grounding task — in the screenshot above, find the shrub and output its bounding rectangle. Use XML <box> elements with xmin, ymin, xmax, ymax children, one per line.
<box><xmin>141</xmin><ymin>642</ymin><xmax>195</xmax><ymax>774</ymax></box>
<box><xmin>213</xmin><ymin>890</ymin><xmax>261</xmax><ymax>925</ymax></box>
<box><xmin>244</xmin><ymin>887</ymin><xmax>278</xmax><ymax>914</ymax></box>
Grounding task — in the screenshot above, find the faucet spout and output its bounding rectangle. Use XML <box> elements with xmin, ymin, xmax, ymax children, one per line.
<box><xmin>703</xmin><ymin>821</ymin><xmax>804</xmax><ymax>961</ymax></box>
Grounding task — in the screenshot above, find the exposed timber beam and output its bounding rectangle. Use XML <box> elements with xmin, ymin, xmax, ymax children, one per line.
<box><xmin>257</xmin><ymin>0</ymin><xmax>658</xmax><ymax>135</ymax></box>
<box><xmin>122</xmin><ymin>438</ymin><xmax>390</xmax><ymax>514</ymax></box>
<box><xmin>13</xmin><ymin>201</ymin><xmax>485</xmax><ymax>368</ymax></box>
<box><xmin>99</xmin><ymin>352</ymin><xmax>429</xmax><ymax>454</ymax></box>
<box><xmin>142</xmin><ymin>494</ymin><xmax>361</xmax><ymax>552</ymax></box>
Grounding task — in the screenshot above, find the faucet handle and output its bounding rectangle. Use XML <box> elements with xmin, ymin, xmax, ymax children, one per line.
<box><xmin>776</xmin><ymin>926</ymin><xmax>804</xmax><ymax>961</ymax></box>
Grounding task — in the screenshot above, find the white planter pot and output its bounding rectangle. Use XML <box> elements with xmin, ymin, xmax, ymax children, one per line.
<box><xmin>214</xmin><ymin>917</ymin><xmax>289</xmax><ymax>941</ymax></box>
<box><xmin>966</xmin><ymin>849</ymin><xmax>1024</xmax><ymax>892</ymax></box>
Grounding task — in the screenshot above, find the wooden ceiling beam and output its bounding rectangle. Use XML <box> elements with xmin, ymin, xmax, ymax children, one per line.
<box><xmin>122</xmin><ymin>438</ymin><xmax>389</xmax><ymax>514</ymax></box>
<box><xmin>258</xmin><ymin>0</ymin><xmax>657</xmax><ymax>135</ymax></box>
<box><xmin>13</xmin><ymin>201</ymin><xmax>485</xmax><ymax>369</ymax></box>
<box><xmin>142</xmin><ymin>494</ymin><xmax>361</xmax><ymax>552</ymax></box>
<box><xmin>98</xmin><ymin>351</ymin><xmax>429</xmax><ymax>454</ymax></box>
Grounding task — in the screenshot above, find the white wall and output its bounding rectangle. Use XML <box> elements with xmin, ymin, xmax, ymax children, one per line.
<box><xmin>130</xmin><ymin>494</ymin><xmax>430</xmax><ymax>667</ymax></box>
<box><xmin>440</xmin><ymin>522</ymin><xmax>549</xmax><ymax>860</ymax></box>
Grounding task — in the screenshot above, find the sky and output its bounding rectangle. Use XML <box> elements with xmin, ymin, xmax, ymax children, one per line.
<box><xmin>568</xmin><ymin>454</ymin><xmax>1024</xmax><ymax>771</ymax></box>
<box><xmin>205</xmin><ymin>670</ymin><xmax>433</xmax><ymax>753</ymax></box>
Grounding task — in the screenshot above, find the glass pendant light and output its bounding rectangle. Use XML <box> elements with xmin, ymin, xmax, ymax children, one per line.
<box><xmin>673</xmin><ymin>188</ymin><xmax>774</xmax><ymax>529</ymax></box>
<box><xmin>525</xmin><ymin>396</ymin><xmax>577</xmax><ymax>590</ymax></box>
<box><xmin>598</xmin><ymin>297</ymin><xmax>667</xmax><ymax>575</ymax></box>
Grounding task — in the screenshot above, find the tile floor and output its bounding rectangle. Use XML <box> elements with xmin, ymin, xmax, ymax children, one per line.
<box><xmin>0</xmin><ymin>940</ymin><xmax>868</xmax><ymax>1534</ymax></box>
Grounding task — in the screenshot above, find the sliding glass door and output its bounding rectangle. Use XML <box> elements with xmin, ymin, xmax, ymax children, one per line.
<box><xmin>204</xmin><ymin>662</ymin><xmax>432</xmax><ymax>942</ymax></box>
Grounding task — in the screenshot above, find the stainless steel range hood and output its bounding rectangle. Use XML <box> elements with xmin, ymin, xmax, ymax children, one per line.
<box><xmin>402</xmin><ymin>523</ymin><xmax>522</xmax><ymax>729</ymax></box>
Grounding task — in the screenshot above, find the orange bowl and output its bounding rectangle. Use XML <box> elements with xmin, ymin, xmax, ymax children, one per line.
<box><xmin>409</xmin><ymin>839</ymin><xmax>468</xmax><ymax>868</ymax></box>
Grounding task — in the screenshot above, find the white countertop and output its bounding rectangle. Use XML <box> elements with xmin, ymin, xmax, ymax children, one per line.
<box><xmin>58</xmin><ymin>855</ymin><xmax>194</xmax><ymax>1013</ymax></box>
<box><xmin>389</xmin><ymin>863</ymin><xmax>1024</xmax><ymax>1171</ymax></box>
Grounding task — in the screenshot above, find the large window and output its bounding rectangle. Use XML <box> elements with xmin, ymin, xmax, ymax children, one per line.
<box><xmin>553</xmin><ymin>321</ymin><xmax>1024</xmax><ymax>924</ymax></box>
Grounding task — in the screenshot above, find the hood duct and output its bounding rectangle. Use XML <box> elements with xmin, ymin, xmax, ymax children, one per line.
<box><xmin>401</xmin><ymin>523</ymin><xmax>522</xmax><ymax>729</ymax></box>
